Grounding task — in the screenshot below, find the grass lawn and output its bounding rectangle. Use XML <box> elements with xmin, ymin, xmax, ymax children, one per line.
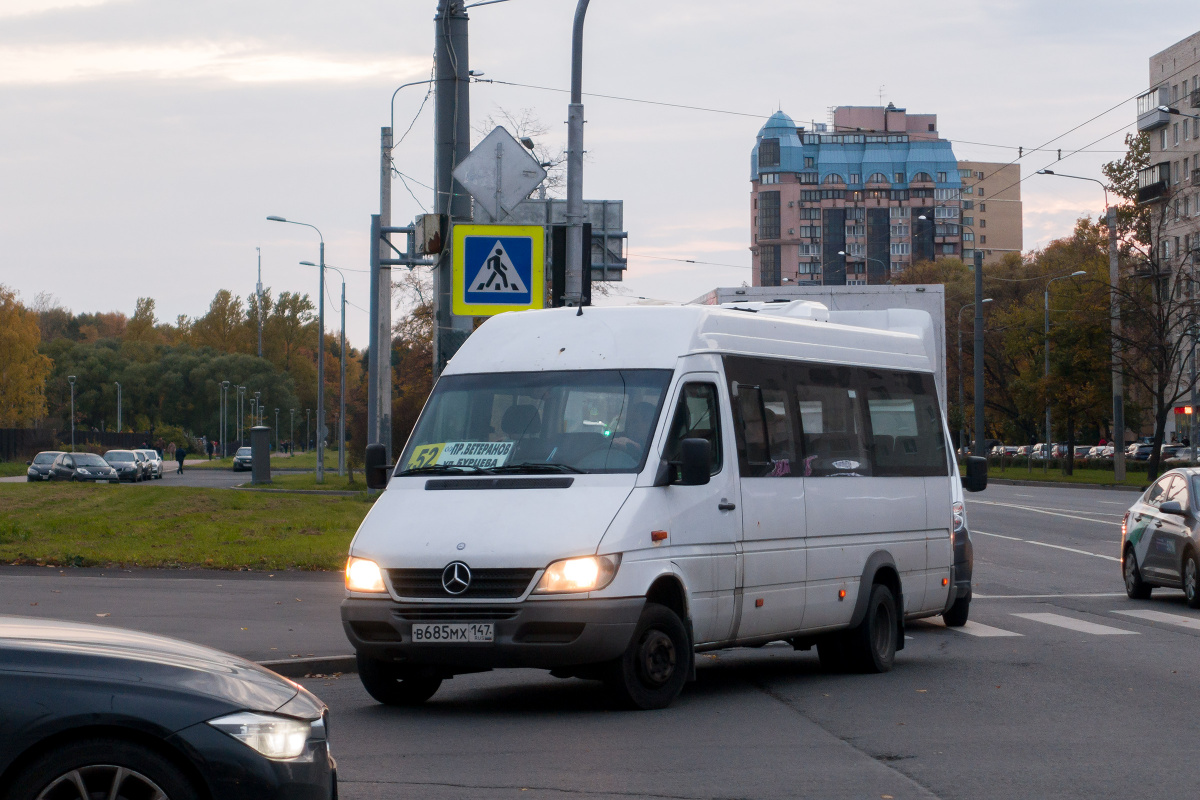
<box><xmin>0</xmin><ymin>462</ymin><xmax>30</xmax><ymax>477</ymax></box>
<box><xmin>0</xmin><ymin>483</ymin><xmax>373</xmax><ymax>570</ymax></box>
<box><xmin>189</xmin><ymin>448</ymin><xmax>339</xmax><ymax>471</ymax></box>
<box><xmin>240</xmin><ymin>472</ymin><xmax>370</xmax><ymax>493</ymax></box>
<box><xmin>983</xmin><ymin>463</ymin><xmax>1152</xmax><ymax>488</ymax></box>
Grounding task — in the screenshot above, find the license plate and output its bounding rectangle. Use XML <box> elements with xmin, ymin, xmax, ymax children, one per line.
<box><xmin>411</xmin><ymin>622</ymin><xmax>494</xmax><ymax>643</ymax></box>
<box><xmin>95</xmin><ymin>480</ymin><xmax>109</xmax><ymax>484</ymax></box>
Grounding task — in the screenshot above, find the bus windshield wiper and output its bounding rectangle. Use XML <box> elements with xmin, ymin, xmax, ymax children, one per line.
<box><xmin>396</xmin><ymin>464</ymin><xmax>483</xmax><ymax>476</ymax></box>
<box><xmin>485</xmin><ymin>462</ymin><xmax>586</xmax><ymax>474</ymax></box>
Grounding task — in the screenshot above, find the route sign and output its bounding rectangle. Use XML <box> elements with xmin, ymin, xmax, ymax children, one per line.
<box><xmin>452</xmin><ymin>224</ymin><xmax>545</xmax><ymax>316</ymax></box>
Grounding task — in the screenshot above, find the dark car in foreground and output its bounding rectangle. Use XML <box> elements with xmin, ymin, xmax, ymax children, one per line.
<box><xmin>0</xmin><ymin>616</ymin><xmax>336</xmax><ymax>799</ymax></box>
<box><xmin>49</xmin><ymin>452</ymin><xmax>119</xmax><ymax>482</ymax></box>
<box><xmin>1122</xmin><ymin>468</ymin><xmax>1200</xmax><ymax>607</ymax></box>
<box><xmin>233</xmin><ymin>446</ymin><xmax>253</xmax><ymax>472</ymax></box>
<box><xmin>25</xmin><ymin>451</ymin><xmax>64</xmax><ymax>481</ymax></box>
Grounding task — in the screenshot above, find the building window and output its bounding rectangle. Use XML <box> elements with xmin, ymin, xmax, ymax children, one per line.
<box><xmin>760</xmin><ymin>172</ymin><xmax>780</xmax><ymax>185</ymax></box>
<box><xmin>758</xmin><ymin>191</ymin><xmax>780</xmax><ymax>239</ymax></box>
<box><xmin>1161</xmin><ymin>129</ymin><xmax>1168</xmax><ymax>150</ymax></box>
<box><xmin>934</xmin><ymin>206</ymin><xmax>959</xmax><ymax>219</ymax></box>
<box><xmin>963</xmin><ymin>200</ymin><xmax>974</xmax><ymax>210</ymax></box>
<box><xmin>1174</xmin><ymin>161</ymin><xmax>1180</xmax><ymax>184</ymax></box>
<box><xmin>980</xmin><ymin>203</ymin><xmax>986</xmax><ymax>212</ymax></box>
<box><xmin>889</xmin><ymin>206</ymin><xmax>909</xmax><ymax>219</ymax></box>
<box><xmin>894</xmin><ymin>172</ymin><xmax>904</xmax><ymax>183</ymax></box>
<box><xmin>798</xmin><ymin>172</ymin><xmax>819</xmax><ymax>184</ymax></box>
<box><xmin>963</xmin><ymin>232</ymin><xmax>974</xmax><ymax>242</ymax></box>
<box><xmin>845</xmin><ymin>207</ymin><xmax>865</xmax><ymax>221</ymax></box>
<box><xmin>759</xmin><ymin>244</ymin><xmax>781</xmax><ymax>286</ymax></box>
<box><xmin>962</xmin><ymin>249</ymin><xmax>974</xmax><ymax>261</ymax></box>
<box><xmin>980</xmin><ymin>219</ymin><xmax>987</xmax><ymax>228</ymax></box>
<box><xmin>912</xmin><ymin>172</ymin><xmax>933</xmax><ymax>183</ymax></box>
<box><xmin>1175</xmin><ymin>123</ymin><xmax>1180</xmax><ymax>146</ymax></box>
<box><xmin>958</xmin><ymin>168</ymin><xmax>973</xmax><ymax>179</ymax></box>
<box><xmin>889</xmin><ymin>190</ymin><xmax>909</xmax><ymax>201</ymax></box>
<box><xmin>890</xmin><ymin>224</ymin><xmax>910</xmax><ymax>237</ymax></box>
<box><xmin>799</xmin><ymin>208</ymin><xmax>821</xmax><ymax>220</ymax></box>
<box><xmin>980</xmin><ymin>235</ymin><xmax>986</xmax><ymax>245</ymax></box>
<box><xmin>868</xmin><ymin>173</ymin><xmax>889</xmax><ymax>184</ymax></box>
<box><xmin>797</xmin><ymin>261</ymin><xmax>820</xmax><ymax>274</ymax></box>
<box><xmin>759</xmin><ymin>138</ymin><xmax>780</xmax><ymax>168</ymax></box>
<box><xmin>942</xmin><ymin>244</ymin><xmax>957</xmax><ymax>254</ymax></box>
<box><xmin>800</xmin><ymin>190</ymin><xmax>821</xmax><ymax>201</ymax></box>
<box><xmin>847</xmin><ymin>242</ymin><xmax>866</xmax><ymax>256</ymax></box>
<box><xmin>823</xmin><ymin>173</ymin><xmax>845</xmax><ymax>185</ymax></box>
<box><xmin>804</xmin><ymin>156</ymin><xmax>815</xmax><ymax>168</ymax></box>
<box><xmin>963</xmin><ymin>216</ymin><xmax>974</xmax><ymax>225</ymax></box>
<box><xmin>937</xmin><ymin>171</ymin><xmax>947</xmax><ymax>183</ymax></box>
<box><xmin>845</xmin><ymin>225</ymin><xmax>866</xmax><ymax>237</ymax></box>
<box><xmin>890</xmin><ymin>242</ymin><xmax>910</xmax><ymax>256</ymax></box>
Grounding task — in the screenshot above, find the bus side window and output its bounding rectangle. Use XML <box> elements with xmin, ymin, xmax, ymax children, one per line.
<box><xmin>795</xmin><ymin>366</ymin><xmax>871</xmax><ymax>477</ymax></box>
<box><xmin>663</xmin><ymin>383</ymin><xmax>723</xmax><ymax>475</ymax></box>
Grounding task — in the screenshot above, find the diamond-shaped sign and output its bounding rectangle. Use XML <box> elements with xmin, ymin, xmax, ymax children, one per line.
<box><xmin>453</xmin><ymin>126</ymin><xmax>547</xmax><ymax>221</ymax></box>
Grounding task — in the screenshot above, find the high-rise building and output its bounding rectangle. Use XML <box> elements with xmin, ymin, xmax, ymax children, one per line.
<box><xmin>749</xmin><ymin>104</ymin><xmax>961</xmax><ymax>287</ymax></box>
<box><xmin>1136</xmin><ymin>31</ymin><xmax>1200</xmax><ymax>267</ymax></box>
<box><xmin>956</xmin><ymin>161</ymin><xmax>1022</xmax><ymax>265</ymax></box>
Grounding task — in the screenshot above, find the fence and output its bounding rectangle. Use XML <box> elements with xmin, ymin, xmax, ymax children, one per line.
<box><xmin>0</xmin><ymin>429</ymin><xmax>154</xmax><ymax>461</ymax></box>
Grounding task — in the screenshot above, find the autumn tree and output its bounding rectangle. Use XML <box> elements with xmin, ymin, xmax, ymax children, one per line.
<box><xmin>0</xmin><ymin>285</ymin><xmax>53</xmax><ymax>426</ymax></box>
<box><xmin>192</xmin><ymin>290</ymin><xmax>250</xmax><ymax>353</ymax></box>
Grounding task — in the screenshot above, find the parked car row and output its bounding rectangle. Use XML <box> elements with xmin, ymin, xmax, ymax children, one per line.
<box><xmin>25</xmin><ymin>449</ymin><xmax>164</xmax><ymax>483</ymax></box>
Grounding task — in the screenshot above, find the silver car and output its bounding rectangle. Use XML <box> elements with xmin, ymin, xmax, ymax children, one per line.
<box><xmin>136</xmin><ymin>448</ymin><xmax>164</xmax><ymax>479</ymax></box>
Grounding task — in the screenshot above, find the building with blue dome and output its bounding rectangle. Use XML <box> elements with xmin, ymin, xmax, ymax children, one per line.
<box><xmin>750</xmin><ymin>104</ymin><xmax>964</xmax><ymax>286</ymax></box>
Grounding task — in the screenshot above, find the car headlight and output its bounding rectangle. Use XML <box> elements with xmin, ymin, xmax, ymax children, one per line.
<box><xmin>534</xmin><ymin>554</ymin><xmax>621</xmax><ymax>594</ymax></box>
<box><xmin>345</xmin><ymin>557</ymin><xmax>386</xmax><ymax>593</ymax></box>
<box><xmin>77</xmin><ymin>468</ymin><xmax>90</xmax><ymax>475</ymax></box>
<box><xmin>207</xmin><ymin>712</ymin><xmax>321</xmax><ymax>760</ymax></box>
<box><xmin>27</xmin><ymin>468</ymin><xmax>35</xmax><ymax>475</ymax></box>
<box><xmin>952</xmin><ymin>501</ymin><xmax>967</xmax><ymax>536</ymax></box>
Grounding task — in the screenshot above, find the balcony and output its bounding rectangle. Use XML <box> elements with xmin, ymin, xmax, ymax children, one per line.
<box><xmin>1137</xmin><ymin>162</ymin><xmax>1170</xmax><ymax>204</ymax></box>
<box><xmin>1137</xmin><ymin>87</ymin><xmax>1171</xmax><ymax>132</ymax></box>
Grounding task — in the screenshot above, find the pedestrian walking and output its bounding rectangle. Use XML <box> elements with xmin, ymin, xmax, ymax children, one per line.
<box><xmin>175</xmin><ymin>444</ymin><xmax>187</xmax><ymax>475</ymax></box>
<box><xmin>206</xmin><ymin>439</ymin><xmax>214</xmax><ymax>460</ymax></box>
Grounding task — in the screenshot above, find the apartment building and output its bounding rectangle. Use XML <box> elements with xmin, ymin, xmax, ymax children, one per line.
<box><xmin>956</xmin><ymin>161</ymin><xmax>1022</xmax><ymax>265</ymax></box>
<box><xmin>749</xmin><ymin>104</ymin><xmax>962</xmax><ymax>287</ymax></box>
<box><xmin>1136</xmin><ymin>31</ymin><xmax>1200</xmax><ymax>265</ymax></box>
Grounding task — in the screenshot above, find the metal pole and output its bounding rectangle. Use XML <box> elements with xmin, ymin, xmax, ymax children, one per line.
<box><xmin>1191</xmin><ymin>249</ymin><xmax>1197</xmax><ymax>465</ymax></box>
<box><xmin>972</xmin><ymin>249</ymin><xmax>985</xmax><ymax>457</ymax></box>
<box><xmin>1045</xmin><ymin>284</ymin><xmax>1052</xmax><ymax>473</ymax></box>
<box><xmin>256</xmin><ymin>246</ymin><xmax>263</xmax><ymax>358</ymax></box>
<box><xmin>957</xmin><ymin>309</ymin><xmax>965</xmax><ymax>453</ymax></box>
<box><xmin>68</xmin><ymin>376</ymin><xmax>76</xmax><ymax>451</ymax></box>
<box><xmin>317</xmin><ymin>240</ymin><xmax>325</xmax><ymax>484</ymax></box>
<box><xmin>290</xmin><ymin>409</ymin><xmax>295</xmax><ymax>457</ymax></box>
<box><xmin>115</xmin><ymin>381</ymin><xmax>121</xmax><ymax>433</ymax></box>
<box><xmin>564</xmin><ymin>0</ymin><xmax>591</xmax><ymax>307</ymax></box>
<box><xmin>433</xmin><ymin>0</ymin><xmax>473</xmax><ymax>376</ymax></box>
<box><xmin>339</xmin><ymin>279</ymin><xmax>346</xmax><ymax>477</ymax></box>
<box><xmin>275</xmin><ymin>408</ymin><xmax>280</xmax><ymax>453</ymax></box>
<box><xmin>1109</xmin><ymin>205</ymin><xmax>1126</xmax><ymax>482</ymax></box>
<box><xmin>368</xmin><ymin>215</ymin><xmax>380</xmax><ymax>451</ymax></box>
<box><xmin>306</xmin><ymin>409</ymin><xmax>311</xmax><ymax>453</ymax></box>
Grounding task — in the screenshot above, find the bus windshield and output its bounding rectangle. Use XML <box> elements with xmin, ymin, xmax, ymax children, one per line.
<box><xmin>399</xmin><ymin>370</ymin><xmax>672</xmax><ymax>475</ymax></box>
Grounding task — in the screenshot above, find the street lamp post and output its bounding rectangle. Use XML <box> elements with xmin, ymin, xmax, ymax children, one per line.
<box><xmin>68</xmin><ymin>376</ymin><xmax>76</xmax><ymax>451</ymax></box>
<box><xmin>290</xmin><ymin>409</ymin><xmax>296</xmax><ymax>457</ymax></box>
<box><xmin>221</xmin><ymin>381</ymin><xmax>230</xmax><ymax>458</ymax></box>
<box><xmin>268</xmin><ymin>215</ymin><xmax>326</xmax><ymax>483</ymax></box>
<box><xmin>564</xmin><ymin>0</ymin><xmax>591</xmax><ymax>306</ymax></box>
<box><xmin>1044</xmin><ymin>271</ymin><xmax>1088</xmax><ymax>472</ymax></box>
<box><xmin>303</xmin><ymin>261</ymin><xmax>348</xmax><ymax>476</ymax></box>
<box><xmin>237</xmin><ymin>386</ymin><xmax>246</xmax><ymax>447</ymax></box>
<box><xmin>1035</xmin><ymin>169</ymin><xmax>1125</xmax><ymax>480</ymax></box>
<box><xmin>837</xmin><ymin>251</ymin><xmax>889</xmax><ymax>284</ymax></box>
<box><xmin>958</xmin><ymin>300</ymin><xmax>993</xmax><ymax>453</ymax></box>
<box><xmin>275</xmin><ymin>408</ymin><xmax>280</xmax><ymax>453</ymax></box>
<box><xmin>306</xmin><ymin>409</ymin><xmax>311</xmax><ymax>453</ymax></box>
<box><xmin>114</xmin><ymin>381</ymin><xmax>121</xmax><ymax>434</ymax></box>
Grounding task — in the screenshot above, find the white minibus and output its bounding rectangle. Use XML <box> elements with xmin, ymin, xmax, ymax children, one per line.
<box><xmin>344</xmin><ymin>301</ymin><xmax>986</xmax><ymax>709</ymax></box>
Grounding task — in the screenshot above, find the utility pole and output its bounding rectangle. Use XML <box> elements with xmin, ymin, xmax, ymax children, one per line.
<box><xmin>275</xmin><ymin>408</ymin><xmax>280</xmax><ymax>453</ymax></box>
<box><xmin>114</xmin><ymin>381</ymin><xmax>121</xmax><ymax>433</ymax></box>
<box><xmin>432</xmin><ymin>0</ymin><xmax>474</xmax><ymax>376</ymax></box>
<box><xmin>972</xmin><ymin>249</ymin><xmax>986</xmax><ymax>457</ymax></box>
<box><xmin>370</xmin><ymin>126</ymin><xmax>392</xmax><ymax>456</ymax></box>
<box><xmin>1108</xmin><ymin>205</ymin><xmax>1126</xmax><ymax>481</ymax></box>
<box><xmin>306</xmin><ymin>409</ymin><xmax>311</xmax><ymax>453</ymax></box>
<box><xmin>290</xmin><ymin>409</ymin><xmax>295</xmax><ymax>457</ymax></box>
<box><xmin>256</xmin><ymin>246</ymin><xmax>264</xmax><ymax>358</ymax></box>
<box><xmin>221</xmin><ymin>381</ymin><xmax>230</xmax><ymax>458</ymax></box>
<box><xmin>564</xmin><ymin>0</ymin><xmax>591</xmax><ymax>307</ymax></box>
<box><xmin>68</xmin><ymin>376</ymin><xmax>76</xmax><ymax>451</ymax></box>
<box><xmin>339</xmin><ymin>277</ymin><xmax>346</xmax><ymax>476</ymax></box>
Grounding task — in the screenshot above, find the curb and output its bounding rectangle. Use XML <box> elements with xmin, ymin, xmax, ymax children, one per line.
<box><xmin>258</xmin><ymin>655</ymin><xmax>357</xmax><ymax>677</ymax></box>
<box><xmin>231</xmin><ymin>485</ymin><xmax>365</xmax><ymax>497</ymax></box>
<box><xmin>988</xmin><ymin>477</ymin><xmax>1145</xmax><ymax>492</ymax></box>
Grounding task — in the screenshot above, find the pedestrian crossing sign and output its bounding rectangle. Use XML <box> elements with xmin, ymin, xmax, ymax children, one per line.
<box><xmin>452</xmin><ymin>224</ymin><xmax>544</xmax><ymax>316</ymax></box>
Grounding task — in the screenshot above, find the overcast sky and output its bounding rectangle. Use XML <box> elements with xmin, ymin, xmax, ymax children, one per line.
<box><xmin>1</xmin><ymin>0</ymin><xmax>1195</xmax><ymax>348</ymax></box>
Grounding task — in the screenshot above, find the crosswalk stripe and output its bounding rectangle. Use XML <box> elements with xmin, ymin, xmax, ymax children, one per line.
<box><xmin>952</xmin><ymin>620</ymin><xmax>1023</xmax><ymax>638</ymax></box>
<box><xmin>1113</xmin><ymin>609</ymin><xmax>1200</xmax><ymax>631</ymax></box>
<box><xmin>1011</xmin><ymin>612</ymin><xmax>1138</xmax><ymax>635</ymax></box>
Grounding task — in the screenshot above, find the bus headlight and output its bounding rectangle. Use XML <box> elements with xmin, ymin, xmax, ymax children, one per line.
<box><xmin>345</xmin><ymin>557</ymin><xmax>386</xmax><ymax>593</ymax></box>
<box><xmin>534</xmin><ymin>554</ymin><xmax>621</xmax><ymax>594</ymax></box>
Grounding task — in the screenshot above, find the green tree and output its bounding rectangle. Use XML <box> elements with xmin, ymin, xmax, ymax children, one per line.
<box><xmin>0</xmin><ymin>285</ymin><xmax>52</xmax><ymax>426</ymax></box>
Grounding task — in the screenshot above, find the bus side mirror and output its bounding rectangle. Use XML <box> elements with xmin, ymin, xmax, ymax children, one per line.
<box><xmin>365</xmin><ymin>444</ymin><xmax>393</xmax><ymax>490</ymax></box>
<box><xmin>678</xmin><ymin>438</ymin><xmax>712</xmax><ymax>486</ymax></box>
<box><xmin>962</xmin><ymin>456</ymin><xmax>987</xmax><ymax>493</ymax></box>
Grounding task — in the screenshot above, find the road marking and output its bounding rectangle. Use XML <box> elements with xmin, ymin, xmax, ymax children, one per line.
<box><xmin>1011</xmin><ymin>612</ymin><xmax>1138</xmax><ymax>635</ymax></box>
<box><xmin>1113</xmin><ymin>609</ymin><xmax>1200</xmax><ymax>631</ymax></box>
<box><xmin>952</xmin><ymin>620</ymin><xmax>1023</xmax><ymax>637</ymax></box>
<box><xmin>974</xmin><ymin>592</ymin><xmax>1126</xmax><ymax>599</ymax></box>
<box><xmin>973</xmin><ymin>531</ymin><xmax>1121</xmax><ymax>562</ymax></box>
<box><xmin>1013</xmin><ymin>493</ymin><xmax>1036</xmax><ymax>497</ymax></box>
<box><xmin>969</xmin><ymin>500</ymin><xmax>1121</xmax><ymax>526</ymax></box>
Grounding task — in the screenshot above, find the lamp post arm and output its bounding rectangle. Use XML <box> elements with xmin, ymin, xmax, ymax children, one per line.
<box><xmin>389</xmin><ymin>79</ymin><xmax>438</xmax><ymax>144</ymax></box>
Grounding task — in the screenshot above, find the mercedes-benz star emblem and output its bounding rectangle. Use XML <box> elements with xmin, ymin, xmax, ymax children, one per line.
<box><xmin>441</xmin><ymin>561</ymin><xmax>471</xmax><ymax>595</ymax></box>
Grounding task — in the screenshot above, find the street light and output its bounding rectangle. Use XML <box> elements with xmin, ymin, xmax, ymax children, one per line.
<box><xmin>1045</xmin><ymin>271</ymin><xmax>1088</xmax><ymax>470</ymax></box>
<box><xmin>306</xmin><ymin>409</ymin><xmax>311</xmax><ymax>453</ymax></box>
<box><xmin>958</xmin><ymin>299</ymin><xmax>993</xmax><ymax>453</ymax></box>
<box><xmin>303</xmin><ymin>260</ymin><xmax>347</xmax><ymax>476</ymax></box>
<box><xmin>236</xmin><ymin>386</ymin><xmax>246</xmax><ymax>447</ymax></box>
<box><xmin>290</xmin><ymin>408</ymin><xmax>296</xmax><ymax>457</ymax></box>
<box><xmin>269</xmin><ymin>215</ymin><xmax>326</xmax><ymax>484</ymax></box>
<box><xmin>114</xmin><ymin>381</ymin><xmax>121</xmax><ymax>433</ymax></box>
<box><xmin>837</xmin><ymin>251</ymin><xmax>889</xmax><ymax>284</ymax></box>
<box><xmin>220</xmin><ymin>381</ymin><xmax>230</xmax><ymax>458</ymax></box>
<box><xmin>275</xmin><ymin>408</ymin><xmax>280</xmax><ymax>453</ymax></box>
<box><xmin>67</xmin><ymin>376</ymin><xmax>76</xmax><ymax>451</ymax></box>
<box><xmin>1036</xmin><ymin>169</ymin><xmax>1125</xmax><ymax>480</ymax></box>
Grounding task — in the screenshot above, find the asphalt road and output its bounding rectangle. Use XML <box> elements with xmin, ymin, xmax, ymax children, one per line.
<box><xmin>7</xmin><ymin>481</ymin><xmax>1200</xmax><ymax>799</ymax></box>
